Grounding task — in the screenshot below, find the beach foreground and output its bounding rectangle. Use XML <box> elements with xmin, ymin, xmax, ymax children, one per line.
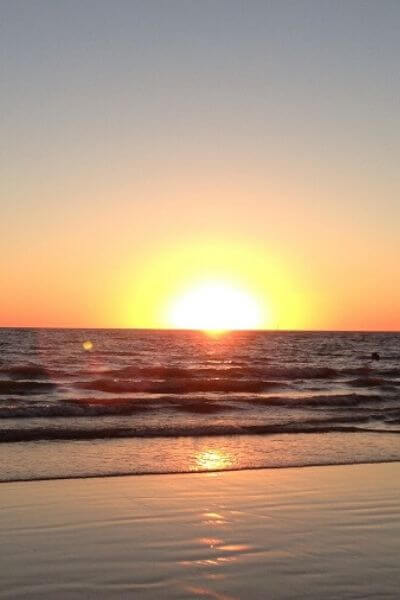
<box><xmin>2</xmin><ymin>463</ymin><xmax>400</xmax><ymax>599</ymax></box>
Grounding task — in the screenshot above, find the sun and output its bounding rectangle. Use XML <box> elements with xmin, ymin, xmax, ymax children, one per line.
<box><xmin>166</xmin><ymin>280</ymin><xmax>263</xmax><ymax>331</ymax></box>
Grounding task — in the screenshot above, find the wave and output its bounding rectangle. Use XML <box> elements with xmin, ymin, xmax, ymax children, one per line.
<box><xmin>2</xmin><ymin>363</ymin><xmax>400</xmax><ymax>385</ymax></box>
<box><xmin>0</xmin><ymin>392</ymin><xmax>387</xmax><ymax>420</ymax></box>
<box><xmin>4</xmin><ymin>458</ymin><xmax>400</xmax><ymax>484</ymax></box>
<box><xmin>1</xmin><ymin>421</ymin><xmax>399</xmax><ymax>443</ymax></box>
<box><xmin>0</xmin><ymin>352</ymin><xmax>400</xmax><ymax>380</ymax></box>
<box><xmin>1</xmin><ymin>365</ymin><xmax>52</xmax><ymax>378</ymax></box>
<box><xmin>91</xmin><ymin>365</ymin><xmax>385</xmax><ymax>380</ymax></box>
<box><xmin>74</xmin><ymin>378</ymin><xmax>285</xmax><ymax>394</ymax></box>
<box><xmin>0</xmin><ymin>380</ymin><xmax>58</xmax><ymax>395</ymax></box>
<box><xmin>242</xmin><ymin>392</ymin><xmax>384</xmax><ymax>407</ymax></box>
<box><xmin>98</xmin><ymin>365</ymin><xmax>342</xmax><ymax>379</ymax></box>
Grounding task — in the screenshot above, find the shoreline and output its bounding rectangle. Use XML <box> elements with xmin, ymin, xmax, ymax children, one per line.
<box><xmin>2</xmin><ymin>456</ymin><xmax>400</xmax><ymax>485</ymax></box>
<box><xmin>3</xmin><ymin>428</ymin><xmax>400</xmax><ymax>483</ymax></box>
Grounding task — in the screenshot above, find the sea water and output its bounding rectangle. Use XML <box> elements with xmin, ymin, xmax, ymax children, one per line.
<box><xmin>1</xmin><ymin>328</ymin><xmax>400</xmax><ymax>481</ymax></box>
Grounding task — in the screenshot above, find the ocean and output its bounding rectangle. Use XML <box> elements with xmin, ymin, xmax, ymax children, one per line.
<box><xmin>1</xmin><ymin>328</ymin><xmax>400</xmax><ymax>482</ymax></box>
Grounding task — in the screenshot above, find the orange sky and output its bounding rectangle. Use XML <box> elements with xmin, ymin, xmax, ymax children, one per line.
<box><xmin>1</xmin><ymin>2</ymin><xmax>399</xmax><ymax>330</ymax></box>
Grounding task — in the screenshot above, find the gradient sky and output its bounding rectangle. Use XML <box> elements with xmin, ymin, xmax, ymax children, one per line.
<box><xmin>2</xmin><ymin>0</ymin><xmax>399</xmax><ymax>329</ymax></box>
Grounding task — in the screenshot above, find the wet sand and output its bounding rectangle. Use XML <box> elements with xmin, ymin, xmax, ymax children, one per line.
<box><xmin>1</xmin><ymin>462</ymin><xmax>400</xmax><ymax>599</ymax></box>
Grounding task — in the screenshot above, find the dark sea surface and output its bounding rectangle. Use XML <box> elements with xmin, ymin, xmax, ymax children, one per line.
<box><xmin>1</xmin><ymin>328</ymin><xmax>400</xmax><ymax>481</ymax></box>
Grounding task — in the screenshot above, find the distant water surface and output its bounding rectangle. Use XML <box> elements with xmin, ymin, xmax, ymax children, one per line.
<box><xmin>1</xmin><ymin>328</ymin><xmax>400</xmax><ymax>481</ymax></box>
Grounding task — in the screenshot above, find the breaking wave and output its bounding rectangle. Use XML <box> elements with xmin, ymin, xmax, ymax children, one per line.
<box><xmin>2</xmin><ymin>362</ymin><xmax>400</xmax><ymax>382</ymax></box>
<box><xmin>0</xmin><ymin>392</ymin><xmax>388</xmax><ymax>420</ymax></box>
<box><xmin>2</xmin><ymin>421</ymin><xmax>400</xmax><ymax>444</ymax></box>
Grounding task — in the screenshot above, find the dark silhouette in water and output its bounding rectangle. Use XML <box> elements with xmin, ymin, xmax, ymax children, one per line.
<box><xmin>371</xmin><ymin>352</ymin><xmax>380</xmax><ymax>361</ymax></box>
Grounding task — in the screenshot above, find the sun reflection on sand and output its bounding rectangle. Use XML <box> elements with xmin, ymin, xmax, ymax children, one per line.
<box><xmin>198</xmin><ymin>538</ymin><xmax>223</xmax><ymax>548</ymax></box>
<box><xmin>184</xmin><ymin>585</ymin><xmax>239</xmax><ymax>600</ymax></box>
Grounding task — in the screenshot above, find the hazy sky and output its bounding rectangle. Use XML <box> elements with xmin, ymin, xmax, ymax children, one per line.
<box><xmin>2</xmin><ymin>0</ymin><xmax>400</xmax><ymax>329</ymax></box>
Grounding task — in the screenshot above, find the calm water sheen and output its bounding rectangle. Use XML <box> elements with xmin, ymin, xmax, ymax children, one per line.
<box><xmin>1</xmin><ymin>328</ymin><xmax>400</xmax><ymax>481</ymax></box>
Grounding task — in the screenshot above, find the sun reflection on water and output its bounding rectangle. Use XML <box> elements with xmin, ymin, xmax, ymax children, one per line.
<box><xmin>195</xmin><ymin>449</ymin><xmax>234</xmax><ymax>472</ymax></box>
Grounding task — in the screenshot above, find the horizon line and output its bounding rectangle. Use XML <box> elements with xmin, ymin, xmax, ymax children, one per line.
<box><xmin>0</xmin><ymin>326</ymin><xmax>399</xmax><ymax>334</ymax></box>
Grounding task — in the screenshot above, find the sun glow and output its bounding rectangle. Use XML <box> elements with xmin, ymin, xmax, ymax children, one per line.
<box><xmin>167</xmin><ymin>280</ymin><xmax>263</xmax><ymax>331</ymax></box>
<box><xmin>116</xmin><ymin>237</ymin><xmax>310</xmax><ymax>330</ymax></box>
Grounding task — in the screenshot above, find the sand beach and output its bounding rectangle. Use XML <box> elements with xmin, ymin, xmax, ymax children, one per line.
<box><xmin>2</xmin><ymin>462</ymin><xmax>400</xmax><ymax>599</ymax></box>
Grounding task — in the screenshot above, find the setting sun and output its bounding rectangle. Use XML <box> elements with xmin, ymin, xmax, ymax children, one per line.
<box><xmin>167</xmin><ymin>280</ymin><xmax>264</xmax><ymax>331</ymax></box>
